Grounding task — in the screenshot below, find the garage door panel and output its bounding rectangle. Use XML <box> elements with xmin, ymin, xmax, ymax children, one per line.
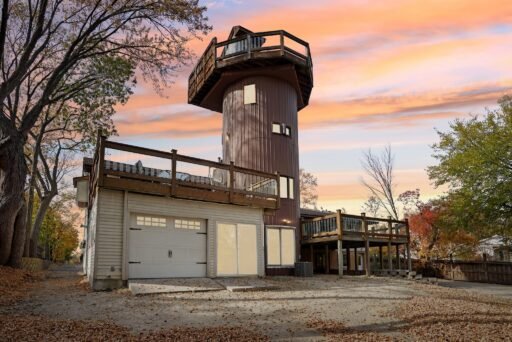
<box><xmin>128</xmin><ymin>215</ymin><xmax>207</xmax><ymax>279</ymax></box>
<box><xmin>217</xmin><ymin>223</ymin><xmax>237</xmax><ymax>275</ymax></box>
<box><xmin>237</xmin><ymin>224</ymin><xmax>257</xmax><ymax>275</ymax></box>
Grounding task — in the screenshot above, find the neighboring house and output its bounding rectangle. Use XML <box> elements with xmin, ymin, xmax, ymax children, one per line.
<box><xmin>74</xmin><ymin>25</ymin><xmax>313</xmax><ymax>290</ymax></box>
<box><xmin>478</xmin><ymin>235</ymin><xmax>512</xmax><ymax>262</ymax></box>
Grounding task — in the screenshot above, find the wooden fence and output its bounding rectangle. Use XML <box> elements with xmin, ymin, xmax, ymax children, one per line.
<box><xmin>415</xmin><ymin>259</ymin><xmax>512</xmax><ymax>285</ymax></box>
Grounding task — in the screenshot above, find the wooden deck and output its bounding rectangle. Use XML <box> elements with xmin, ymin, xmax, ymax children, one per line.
<box><xmin>301</xmin><ymin>211</ymin><xmax>412</xmax><ymax>275</ymax></box>
<box><xmin>188</xmin><ymin>30</ymin><xmax>313</xmax><ymax>112</ymax></box>
<box><xmin>87</xmin><ymin>134</ymin><xmax>280</xmax><ymax>211</ymax></box>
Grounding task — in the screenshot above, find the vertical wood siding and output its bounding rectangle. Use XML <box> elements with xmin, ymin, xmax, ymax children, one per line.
<box><xmin>86</xmin><ymin>194</ymin><xmax>98</xmax><ymax>283</ymax></box>
<box><xmin>222</xmin><ymin>76</ymin><xmax>301</xmax><ymax>255</ymax></box>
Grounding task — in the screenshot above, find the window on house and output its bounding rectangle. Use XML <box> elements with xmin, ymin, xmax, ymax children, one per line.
<box><xmin>244</xmin><ymin>84</ymin><xmax>256</xmax><ymax>104</ymax></box>
<box><xmin>266</xmin><ymin>227</ymin><xmax>295</xmax><ymax>266</ymax></box>
<box><xmin>272</xmin><ymin>123</ymin><xmax>282</xmax><ymax>134</ymax></box>
<box><xmin>175</xmin><ymin>219</ymin><xmax>201</xmax><ymax>230</ymax></box>
<box><xmin>279</xmin><ymin>176</ymin><xmax>294</xmax><ymax>199</ymax></box>
<box><xmin>136</xmin><ymin>215</ymin><xmax>166</xmax><ymax>227</ymax></box>
<box><xmin>272</xmin><ymin>122</ymin><xmax>291</xmax><ymax>137</ymax></box>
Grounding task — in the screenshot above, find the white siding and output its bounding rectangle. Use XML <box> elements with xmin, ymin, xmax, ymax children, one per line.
<box><xmin>95</xmin><ymin>189</ymin><xmax>124</xmax><ymax>279</ymax></box>
<box><xmin>86</xmin><ymin>194</ymin><xmax>99</xmax><ymax>282</ymax></box>
<box><xmin>127</xmin><ymin>193</ymin><xmax>264</xmax><ymax>277</ymax></box>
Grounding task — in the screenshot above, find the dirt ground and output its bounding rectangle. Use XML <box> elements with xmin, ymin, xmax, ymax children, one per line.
<box><xmin>2</xmin><ymin>264</ymin><xmax>512</xmax><ymax>341</ymax></box>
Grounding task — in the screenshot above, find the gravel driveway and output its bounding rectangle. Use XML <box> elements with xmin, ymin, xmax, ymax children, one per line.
<box><xmin>2</xmin><ymin>264</ymin><xmax>512</xmax><ymax>341</ymax></box>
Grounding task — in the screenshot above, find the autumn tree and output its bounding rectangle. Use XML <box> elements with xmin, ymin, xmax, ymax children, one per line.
<box><xmin>428</xmin><ymin>95</ymin><xmax>512</xmax><ymax>239</ymax></box>
<box><xmin>0</xmin><ymin>0</ymin><xmax>210</xmax><ymax>266</ymax></box>
<box><xmin>299</xmin><ymin>168</ymin><xmax>318</xmax><ymax>209</ymax></box>
<box><xmin>399</xmin><ymin>189</ymin><xmax>477</xmax><ymax>259</ymax></box>
<box><xmin>361</xmin><ymin>145</ymin><xmax>400</xmax><ymax>219</ymax></box>
<box><xmin>37</xmin><ymin>196</ymin><xmax>79</xmax><ymax>262</ymax></box>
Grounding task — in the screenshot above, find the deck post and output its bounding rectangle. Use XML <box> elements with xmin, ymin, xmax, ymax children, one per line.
<box><xmin>379</xmin><ymin>246</ymin><xmax>383</xmax><ymax>270</ymax></box>
<box><xmin>170</xmin><ymin>149</ymin><xmax>177</xmax><ymax>196</ymax></box>
<box><xmin>362</xmin><ymin>213</ymin><xmax>370</xmax><ymax>276</ymax></box>
<box><xmin>345</xmin><ymin>247</ymin><xmax>350</xmax><ymax>273</ymax></box>
<box><xmin>405</xmin><ymin>218</ymin><xmax>412</xmax><ymax>273</ymax></box>
<box><xmin>325</xmin><ymin>244</ymin><xmax>330</xmax><ymax>274</ymax></box>
<box><xmin>353</xmin><ymin>248</ymin><xmax>357</xmax><ymax>272</ymax></box>
<box><xmin>387</xmin><ymin>216</ymin><xmax>393</xmax><ymax>272</ymax></box>
<box><xmin>229</xmin><ymin>161</ymin><xmax>235</xmax><ymax>203</ymax></box>
<box><xmin>336</xmin><ymin>209</ymin><xmax>343</xmax><ymax>277</ymax></box>
<box><xmin>396</xmin><ymin>245</ymin><xmax>401</xmax><ymax>271</ymax></box>
<box><xmin>98</xmin><ymin>134</ymin><xmax>106</xmax><ymax>187</ymax></box>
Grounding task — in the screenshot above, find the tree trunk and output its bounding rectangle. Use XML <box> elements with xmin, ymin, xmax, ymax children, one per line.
<box><xmin>0</xmin><ymin>133</ymin><xmax>26</xmax><ymax>266</ymax></box>
<box><xmin>29</xmin><ymin>194</ymin><xmax>54</xmax><ymax>257</ymax></box>
<box><xmin>8</xmin><ymin>200</ymin><xmax>27</xmax><ymax>267</ymax></box>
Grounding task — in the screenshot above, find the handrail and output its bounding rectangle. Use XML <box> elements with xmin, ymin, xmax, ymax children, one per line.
<box><xmin>89</xmin><ymin>136</ymin><xmax>280</xmax><ymax>209</ymax></box>
<box><xmin>301</xmin><ymin>213</ymin><xmax>409</xmax><ymax>241</ymax></box>
<box><xmin>188</xmin><ymin>29</ymin><xmax>312</xmax><ymax>103</ymax></box>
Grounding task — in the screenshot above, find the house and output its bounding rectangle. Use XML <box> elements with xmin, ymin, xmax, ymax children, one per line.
<box><xmin>75</xmin><ymin>26</ymin><xmax>411</xmax><ymax>290</ymax></box>
<box><xmin>478</xmin><ymin>235</ymin><xmax>512</xmax><ymax>262</ymax></box>
<box><xmin>74</xmin><ymin>26</ymin><xmax>312</xmax><ymax>290</ymax></box>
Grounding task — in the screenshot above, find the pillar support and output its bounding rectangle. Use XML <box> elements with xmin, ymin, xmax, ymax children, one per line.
<box><xmin>405</xmin><ymin>218</ymin><xmax>412</xmax><ymax>273</ymax></box>
<box><xmin>345</xmin><ymin>247</ymin><xmax>350</xmax><ymax>273</ymax></box>
<box><xmin>362</xmin><ymin>213</ymin><xmax>370</xmax><ymax>276</ymax></box>
<box><xmin>379</xmin><ymin>246</ymin><xmax>383</xmax><ymax>270</ymax></box>
<box><xmin>336</xmin><ymin>209</ymin><xmax>343</xmax><ymax>277</ymax></box>
<box><xmin>325</xmin><ymin>244</ymin><xmax>330</xmax><ymax>274</ymax></box>
<box><xmin>387</xmin><ymin>216</ymin><xmax>392</xmax><ymax>272</ymax></box>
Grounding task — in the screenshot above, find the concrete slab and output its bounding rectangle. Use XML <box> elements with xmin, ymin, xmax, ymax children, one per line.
<box><xmin>128</xmin><ymin>278</ymin><xmax>224</xmax><ymax>295</ymax></box>
<box><xmin>215</xmin><ymin>277</ymin><xmax>279</xmax><ymax>292</ymax></box>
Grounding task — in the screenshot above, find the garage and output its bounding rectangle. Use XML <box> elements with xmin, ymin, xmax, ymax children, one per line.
<box><xmin>216</xmin><ymin>223</ymin><xmax>258</xmax><ymax>276</ymax></box>
<box><xmin>128</xmin><ymin>214</ymin><xmax>207</xmax><ymax>278</ymax></box>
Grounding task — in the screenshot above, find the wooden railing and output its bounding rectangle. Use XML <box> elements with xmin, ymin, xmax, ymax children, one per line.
<box><xmin>301</xmin><ymin>212</ymin><xmax>409</xmax><ymax>242</ymax></box>
<box><xmin>188</xmin><ymin>30</ymin><xmax>312</xmax><ymax>103</ymax></box>
<box><xmin>88</xmin><ymin>136</ymin><xmax>280</xmax><ymax>210</ymax></box>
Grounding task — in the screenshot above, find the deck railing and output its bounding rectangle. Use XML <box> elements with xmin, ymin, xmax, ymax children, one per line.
<box><xmin>88</xmin><ymin>135</ymin><xmax>280</xmax><ymax>210</ymax></box>
<box><xmin>188</xmin><ymin>30</ymin><xmax>312</xmax><ymax>103</ymax></box>
<box><xmin>301</xmin><ymin>212</ymin><xmax>409</xmax><ymax>242</ymax></box>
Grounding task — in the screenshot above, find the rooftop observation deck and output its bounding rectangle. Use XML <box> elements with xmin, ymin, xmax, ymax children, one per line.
<box><xmin>188</xmin><ymin>28</ymin><xmax>313</xmax><ymax>112</ymax></box>
<box><xmin>301</xmin><ymin>212</ymin><xmax>410</xmax><ymax>247</ymax></box>
<box><xmin>82</xmin><ymin>135</ymin><xmax>280</xmax><ymax>211</ymax></box>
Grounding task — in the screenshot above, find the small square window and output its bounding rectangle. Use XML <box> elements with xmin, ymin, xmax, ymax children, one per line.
<box><xmin>272</xmin><ymin>123</ymin><xmax>281</xmax><ymax>134</ymax></box>
<box><xmin>244</xmin><ymin>84</ymin><xmax>256</xmax><ymax>104</ymax></box>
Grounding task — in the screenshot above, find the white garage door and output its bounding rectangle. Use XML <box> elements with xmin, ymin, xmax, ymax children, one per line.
<box><xmin>128</xmin><ymin>214</ymin><xmax>207</xmax><ymax>278</ymax></box>
<box><xmin>217</xmin><ymin>223</ymin><xmax>258</xmax><ymax>276</ymax></box>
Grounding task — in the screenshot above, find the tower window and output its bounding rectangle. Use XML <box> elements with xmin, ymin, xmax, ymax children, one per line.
<box><xmin>279</xmin><ymin>176</ymin><xmax>294</xmax><ymax>199</ymax></box>
<box><xmin>272</xmin><ymin>123</ymin><xmax>292</xmax><ymax>137</ymax></box>
<box><xmin>284</xmin><ymin>126</ymin><xmax>291</xmax><ymax>137</ymax></box>
<box><xmin>244</xmin><ymin>84</ymin><xmax>256</xmax><ymax>104</ymax></box>
<box><xmin>272</xmin><ymin>123</ymin><xmax>281</xmax><ymax>134</ymax></box>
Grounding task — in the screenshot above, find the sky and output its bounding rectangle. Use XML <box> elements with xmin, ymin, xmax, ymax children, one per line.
<box><xmin>109</xmin><ymin>0</ymin><xmax>512</xmax><ymax>215</ymax></box>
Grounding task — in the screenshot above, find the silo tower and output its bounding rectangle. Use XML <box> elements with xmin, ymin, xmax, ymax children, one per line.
<box><xmin>188</xmin><ymin>26</ymin><xmax>313</xmax><ymax>272</ymax></box>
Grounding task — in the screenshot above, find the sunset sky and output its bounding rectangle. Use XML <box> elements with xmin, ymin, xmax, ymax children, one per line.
<box><xmin>110</xmin><ymin>0</ymin><xmax>512</xmax><ymax>215</ymax></box>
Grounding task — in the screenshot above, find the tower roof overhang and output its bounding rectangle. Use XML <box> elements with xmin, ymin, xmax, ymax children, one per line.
<box><xmin>188</xmin><ymin>27</ymin><xmax>313</xmax><ymax>113</ymax></box>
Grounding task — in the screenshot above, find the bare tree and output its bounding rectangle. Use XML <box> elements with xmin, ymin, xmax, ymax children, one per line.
<box><xmin>362</xmin><ymin>196</ymin><xmax>381</xmax><ymax>217</ymax></box>
<box><xmin>361</xmin><ymin>145</ymin><xmax>400</xmax><ymax>219</ymax></box>
<box><xmin>0</xmin><ymin>0</ymin><xmax>210</xmax><ymax>266</ymax></box>
<box><xmin>299</xmin><ymin>168</ymin><xmax>318</xmax><ymax>209</ymax></box>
